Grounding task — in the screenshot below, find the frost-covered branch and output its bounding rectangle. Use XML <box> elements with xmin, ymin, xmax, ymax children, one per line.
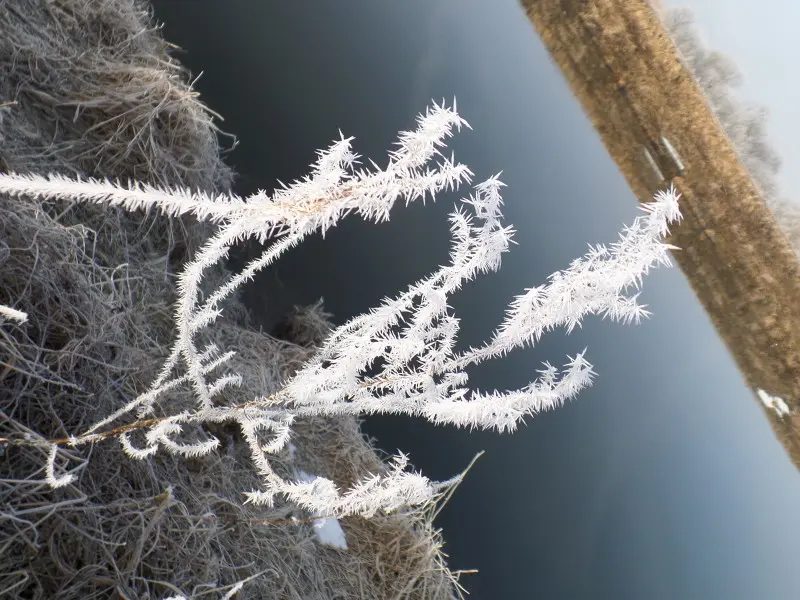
<box><xmin>0</xmin><ymin>303</ymin><xmax>28</xmax><ymax>324</ymax></box>
<box><xmin>0</xmin><ymin>102</ymin><xmax>681</xmax><ymax>517</ymax></box>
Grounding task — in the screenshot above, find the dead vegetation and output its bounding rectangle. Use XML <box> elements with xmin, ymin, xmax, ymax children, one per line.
<box><xmin>520</xmin><ymin>0</ymin><xmax>800</xmax><ymax>467</ymax></box>
<box><xmin>0</xmin><ymin>0</ymin><xmax>462</xmax><ymax>597</ymax></box>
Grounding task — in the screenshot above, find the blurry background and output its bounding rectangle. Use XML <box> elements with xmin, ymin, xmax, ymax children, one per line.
<box><xmin>150</xmin><ymin>1</ymin><xmax>800</xmax><ymax>598</ymax></box>
<box><xmin>666</xmin><ymin>0</ymin><xmax>800</xmax><ymax>203</ymax></box>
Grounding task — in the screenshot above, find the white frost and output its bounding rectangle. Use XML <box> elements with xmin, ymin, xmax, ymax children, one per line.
<box><xmin>757</xmin><ymin>389</ymin><xmax>791</xmax><ymax>418</ymax></box>
<box><xmin>0</xmin><ymin>304</ymin><xmax>28</xmax><ymax>324</ymax></box>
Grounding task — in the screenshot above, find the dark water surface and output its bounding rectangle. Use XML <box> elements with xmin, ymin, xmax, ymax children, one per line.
<box><xmin>151</xmin><ymin>1</ymin><xmax>800</xmax><ymax>598</ymax></box>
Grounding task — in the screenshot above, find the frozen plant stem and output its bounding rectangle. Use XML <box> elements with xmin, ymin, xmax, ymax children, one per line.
<box><xmin>0</xmin><ymin>101</ymin><xmax>682</xmax><ymax>517</ymax></box>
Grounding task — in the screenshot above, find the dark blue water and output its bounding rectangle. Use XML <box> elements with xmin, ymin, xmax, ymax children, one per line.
<box><xmin>152</xmin><ymin>1</ymin><xmax>800</xmax><ymax>598</ymax></box>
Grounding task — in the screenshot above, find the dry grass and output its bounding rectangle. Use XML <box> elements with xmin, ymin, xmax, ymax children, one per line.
<box><xmin>521</xmin><ymin>0</ymin><xmax>800</xmax><ymax>467</ymax></box>
<box><xmin>0</xmin><ymin>0</ymin><xmax>462</xmax><ymax>598</ymax></box>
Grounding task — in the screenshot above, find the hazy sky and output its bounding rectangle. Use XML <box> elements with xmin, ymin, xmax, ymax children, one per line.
<box><xmin>666</xmin><ymin>0</ymin><xmax>800</xmax><ymax>203</ymax></box>
<box><xmin>151</xmin><ymin>1</ymin><xmax>800</xmax><ymax>597</ymax></box>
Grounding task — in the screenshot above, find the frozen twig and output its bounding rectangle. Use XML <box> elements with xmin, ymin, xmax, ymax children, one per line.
<box><xmin>0</xmin><ymin>101</ymin><xmax>681</xmax><ymax>516</ymax></box>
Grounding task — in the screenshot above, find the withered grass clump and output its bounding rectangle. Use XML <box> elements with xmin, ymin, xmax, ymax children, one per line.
<box><xmin>0</xmin><ymin>1</ymin><xmax>461</xmax><ymax>597</ymax></box>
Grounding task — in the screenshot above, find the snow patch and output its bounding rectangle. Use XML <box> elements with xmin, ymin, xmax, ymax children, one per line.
<box><xmin>296</xmin><ymin>470</ymin><xmax>348</xmax><ymax>550</ymax></box>
<box><xmin>757</xmin><ymin>389</ymin><xmax>791</xmax><ymax>418</ymax></box>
